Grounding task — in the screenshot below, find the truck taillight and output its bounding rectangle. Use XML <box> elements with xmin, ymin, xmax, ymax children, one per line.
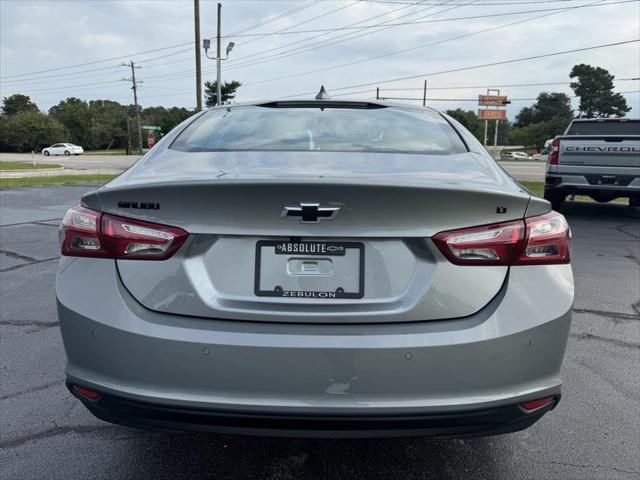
<box><xmin>548</xmin><ymin>137</ymin><xmax>561</xmax><ymax>165</ymax></box>
<box><xmin>433</xmin><ymin>211</ymin><xmax>570</xmax><ymax>266</ymax></box>
<box><xmin>60</xmin><ymin>205</ymin><xmax>188</xmax><ymax>260</ymax></box>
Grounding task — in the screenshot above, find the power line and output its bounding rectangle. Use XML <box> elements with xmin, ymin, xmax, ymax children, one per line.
<box><xmin>359</xmin><ymin>0</ymin><xmax>594</xmax><ymax>4</ymax></box>
<box><xmin>240</xmin><ymin>0</ymin><xmax>616</xmax><ymax>87</ymax></box>
<box><xmin>378</xmin><ymin>78</ymin><xmax>640</xmax><ymax>90</ymax></box>
<box><xmin>285</xmin><ymin>39</ymin><xmax>640</xmax><ymax>97</ymax></box>
<box><xmin>378</xmin><ymin>90</ymin><xmax>640</xmax><ymax>101</ymax></box>
<box><xmin>0</xmin><ymin>43</ymin><xmax>192</xmax><ymax>80</ymax></box>
<box><xmin>222</xmin><ymin>0</ymin><xmax>636</xmax><ymax>37</ymax></box>
<box><xmin>233</xmin><ymin>1</ymin><xmax>360</xmax><ymax>48</ymax></box>
<box><xmin>0</xmin><ymin>48</ymin><xmax>194</xmax><ymax>86</ymax></box>
<box><xmin>226</xmin><ymin>0</ymin><xmax>472</xmax><ymax>70</ymax></box>
<box><xmin>223</xmin><ymin>0</ymin><xmax>455</xmax><ymax>68</ymax></box>
<box><xmin>227</xmin><ymin>0</ymin><xmax>322</xmax><ymax>35</ymax></box>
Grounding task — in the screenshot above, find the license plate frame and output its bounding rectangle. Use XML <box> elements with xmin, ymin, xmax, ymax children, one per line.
<box><xmin>254</xmin><ymin>240</ymin><xmax>364</xmax><ymax>299</ymax></box>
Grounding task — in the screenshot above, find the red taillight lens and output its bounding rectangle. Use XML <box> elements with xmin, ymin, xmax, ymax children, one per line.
<box><xmin>432</xmin><ymin>220</ymin><xmax>524</xmax><ymax>266</ymax></box>
<box><xmin>548</xmin><ymin>137</ymin><xmax>560</xmax><ymax>165</ymax></box>
<box><xmin>432</xmin><ymin>211</ymin><xmax>570</xmax><ymax>266</ymax></box>
<box><xmin>60</xmin><ymin>206</ymin><xmax>108</xmax><ymax>257</ymax></box>
<box><xmin>514</xmin><ymin>211</ymin><xmax>571</xmax><ymax>265</ymax></box>
<box><xmin>60</xmin><ymin>205</ymin><xmax>188</xmax><ymax>260</ymax></box>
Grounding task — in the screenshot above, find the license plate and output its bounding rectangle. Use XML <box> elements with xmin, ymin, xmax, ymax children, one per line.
<box><xmin>255</xmin><ymin>240</ymin><xmax>364</xmax><ymax>299</ymax></box>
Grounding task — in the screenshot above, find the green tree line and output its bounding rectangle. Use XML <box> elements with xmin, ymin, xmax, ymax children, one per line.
<box><xmin>0</xmin><ymin>64</ymin><xmax>629</xmax><ymax>153</ymax></box>
<box><xmin>446</xmin><ymin>64</ymin><xmax>631</xmax><ymax>150</ymax></box>
<box><xmin>0</xmin><ymin>95</ymin><xmax>193</xmax><ymax>153</ymax></box>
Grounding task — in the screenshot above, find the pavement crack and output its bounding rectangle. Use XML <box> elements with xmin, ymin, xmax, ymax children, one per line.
<box><xmin>0</xmin><ymin>379</ymin><xmax>64</xmax><ymax>401</ymax></box>
<box><xmin>520</xmin><ymin>454</ymin><xmax>639</xmax><ymax>476</ymax></box>
<box><xmin>0</xmin><ymin>256</ymin><xmax>58</xmax><ymax>272</ymax></box>
<box><xmin>0</xmin><ymin>218</ymin><xmax>62</xmax><ymax>228</ymax></box>
<box><xmin>0</xmin><ymin>248</ymin><xmax>39</xmax><ymax>263</ymax></box>
<box><xmin>570</xmin><ymin>332</ymin><xmax>640</xmax><ymax>349</ymax></box>
<box><xmin>615</xmin><ymin>224</ymin><xmax>640</xmax><ymax>240</ymax></box>
<box><xmin>573</xmin><ymin>307</ymin><xmax>640</xmax><ymax>322</ymax></box>
<box><xmin>0</xmin><ymin>320</ymin><xmax>59</xmax><ymax>330</ymax></box>
<box><xmin>0</xmin><ymin>424</ymin><xmax>126</xmax><ymax>450</ymax></box>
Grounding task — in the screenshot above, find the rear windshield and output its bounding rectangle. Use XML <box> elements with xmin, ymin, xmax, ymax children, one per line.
<box><xmin>171</xmin><ymin>105</ymin><xmax>467</xmax><ymax>155</ymax></box>
<box><xmin>566</xmin><ymin>120</ymin><xmax>640</xmax><ymax>135</ymax></box>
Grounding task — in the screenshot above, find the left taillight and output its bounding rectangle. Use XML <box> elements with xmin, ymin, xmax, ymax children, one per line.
<box><xmin>60</xmin><ymin>205</ymin><xmax>188</xmax><ymax>260</ymax></box>
<box><xmin>432</xmin><ymin>211</ymin><xmax>571</xmax><ymax>266</ymax></box>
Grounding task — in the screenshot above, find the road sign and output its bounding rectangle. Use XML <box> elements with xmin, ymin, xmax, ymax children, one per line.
<box><xmin>142</xmin><ymin>125</ymin><xmax>161</xmax><ymax>132</ymax></box>
<box><xmin>478</xmin><ymin>109</ymin><xmax>507</xmax><ymax>120</ymax></box>
<box><xmin>479</xmin><ymin>95</ymin><xmax>508</xmax><ymax>106</ymax></box>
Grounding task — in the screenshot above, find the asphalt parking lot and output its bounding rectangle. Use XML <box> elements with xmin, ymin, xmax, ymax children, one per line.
<box><xmin>0</xmin><ymin>153</ymin><xmax>547</xmax><ymax>181</ymax></box>
<box><xmin>1</xmin><ymin>185</ymin><xmax>638</xmax><ymax>480</ymax></box>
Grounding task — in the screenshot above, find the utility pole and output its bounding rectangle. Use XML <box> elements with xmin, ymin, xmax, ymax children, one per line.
<box><xmin>203</xmin><ymin>3</ymin><xmax>234</xmax><ymax>107</ymax></box>
<box><xmin>194</xmin><ymin>0</ymin><xmax>202</xmax><ymax>111</ymax></box>
<box><xmin>216</xmin><ymin>2</ymin><xmax>222</xmax><ymax>106</ymax></box>
<box><xmin>376</xmin><ymin>87</ymin><xmax>379</xmax><ymax>100</ymax></box>
<box><xmin>422</xmin><ymin>80</ymin><xmax>427</xmax><ymax>107</ymax></box>
<box><xmin>121</xmin><ymin>61</ymin><xmax>143</xmax><ymax>154</ymax></box>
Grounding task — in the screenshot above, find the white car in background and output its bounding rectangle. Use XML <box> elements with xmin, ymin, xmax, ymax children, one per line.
<box><xmin>500</xmin><ymin>151</ymin><xmax>531</xmax><ymax>160</ymax></box>
<box><xmin>42</xmin><ymin>143</ymin><xmax>84</xmax><ymax>156</ymax></box>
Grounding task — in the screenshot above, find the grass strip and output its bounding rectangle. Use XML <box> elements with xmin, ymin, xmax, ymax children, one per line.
<box><xmin>0</xmin><ymin>161</ymin><xmax>62</xmax><ymax>170</ymax></box>
<box><xmin>0</xmin><ymin>174</ymin><xmax>117</xmax><ymax>189</ymax></box>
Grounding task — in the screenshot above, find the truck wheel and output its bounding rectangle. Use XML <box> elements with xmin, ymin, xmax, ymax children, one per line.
<box><xmin>544</xmin><ymin>189</ymin><xmax>565</xmax><ymax>211</ymax></box>
<box><xmin>630</xmin><ymin>197</ymin><xmax>640</xmax><ymax>208</ymax></box>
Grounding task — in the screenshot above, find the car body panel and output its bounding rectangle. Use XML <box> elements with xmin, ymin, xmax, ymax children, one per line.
<box><xmin>57</xmin><ymin>100</ymin><xmax>572</xmax><ymax>436</ymax></box>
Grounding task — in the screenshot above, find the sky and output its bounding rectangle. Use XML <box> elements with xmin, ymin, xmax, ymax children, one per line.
<box><xmin>1</xmin><ymin>0</ymin><xmax>639</xmax><ymax>119</ymax></box>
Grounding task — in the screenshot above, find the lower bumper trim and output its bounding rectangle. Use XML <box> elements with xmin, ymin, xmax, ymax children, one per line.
<box><xmin>67</xmin><ymin>382</ymin><xmax>559</xmax><ymax>438</ymax></box>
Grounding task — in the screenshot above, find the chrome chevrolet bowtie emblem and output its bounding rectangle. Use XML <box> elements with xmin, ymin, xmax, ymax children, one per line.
<box><xmin>281</xmin><ymin>203</ymin><xmax>340</xmax><ymax>223</ymax></box>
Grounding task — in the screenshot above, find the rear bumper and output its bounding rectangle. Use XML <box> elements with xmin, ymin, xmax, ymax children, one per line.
<box><xmin>57</xmin><ymin>258</ymin><xmax>573</xmax><ymax>437</ymax></box>
<box><xmin>545</xmin><ymin>173</ymin><xmax>640</xmax><ymax>196</ymax></box>
<box><xmin>67</xmin><ymin>381</ymin><xmax>559</xmax><ymax>438</ymax></box>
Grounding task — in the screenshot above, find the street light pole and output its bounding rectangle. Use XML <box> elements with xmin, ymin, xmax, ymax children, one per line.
<box><xmin>216</xmin><ymin>2</ymin><xmax>222</xmax><ymax>106</ymax></box>
<box><xmin>203</xmin><ymin>3</ymin><xmax>234</xmax><ymax>107</ymax></box>
<box><xmin>194</xmin><ymin>0</ymin><xmax>202</xmax><ymax>111</ymax></box>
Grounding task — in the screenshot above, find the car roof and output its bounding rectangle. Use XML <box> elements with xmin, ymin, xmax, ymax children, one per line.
<box><xmin>205</xmin><ymin>98</ymin><xmax>441</xmax><ymax>114</ymax></box>
<box><xmin>571</xmin><ymin>118</ymin><xmax>638</xmax><ymax>123</ymax></box>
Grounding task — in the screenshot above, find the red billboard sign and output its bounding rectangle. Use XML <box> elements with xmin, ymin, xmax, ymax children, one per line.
<box><xmin>479</xmin><ymin>95</ymin><xmax>508</xmax><ymax>106</ymax></box>
<box><xmin>478</xmin><ymin>109</ymin><xmax>507</xmax><ymax>120</ymax></box>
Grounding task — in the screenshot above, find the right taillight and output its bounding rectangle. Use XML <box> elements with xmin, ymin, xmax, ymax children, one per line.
<box><xmin>513</xmin><ymin>211</ymin><xmax>571</xmax><ymax>265</ymax></box>
<box><xmin>433</xmin><ymin>211</ymin><xmax>570</xmax><ymax>266</ymax></box>
<box><xmin>548</xmin><ymin>137</ymin><xmax>560</xmax><ymax>165</ymax></box>
<box><xmin>60</xmin><ymin>205</ymin><xmax>188</xmax><ymax>260</ymax></box>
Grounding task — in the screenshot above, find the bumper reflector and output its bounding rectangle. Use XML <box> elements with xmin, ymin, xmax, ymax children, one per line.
<box><xmin>72</xmin><ymin>385</ymin><xmax>102</xmax><ymax>402</ymax></box>
<box><xmin>520</xmin><ymin>396</ymin><xmax>555</xmax><ymax>412</ymax></box>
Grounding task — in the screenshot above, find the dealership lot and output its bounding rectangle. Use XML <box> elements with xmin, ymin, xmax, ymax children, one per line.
<box><xmin>1</xmin><ymin>185</ymin><xmax>638</xmax><ymax>480</ymax></box>
<box><xmin>0</xmin><ymin>153</ymin><xmax>547</xmax><ymax>181</ymax></box>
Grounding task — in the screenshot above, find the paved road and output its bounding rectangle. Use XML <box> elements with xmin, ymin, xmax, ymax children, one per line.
<box><xmin>1</xmin><ymin>185</ymin><xmax>638</xmax><ymax>480</ymax></box>
<box><xmin>0</xmin><ymin>153</ymin><xmax>546</xmax><ymax>181</ymax></box>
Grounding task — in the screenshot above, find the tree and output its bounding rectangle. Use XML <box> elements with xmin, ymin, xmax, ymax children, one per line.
<box><xmin>509</xmin><ymin>116</ymin><xmax>568</xmax><ymax>150</ymax></box>
<box><xmin>204</xmin><ymin>80</ymin><xmax>242</xmax><ymax>107</ymax></box>
<box><xmin>88</xmin><ymin>100</ymin><xmax>129</xmax><ymax>150</ymax></box>
<box><xmin>446</xmin><ymin>109</ymin><xmax>484</xmax><ymax>141</ymax></box>
<box><xmin>514</xmin><ymin>92</ymin><xmax>573</xmax><ymax>128</ymax></box>
<box><xmin>570</xmin><ymin>64</ymin><xmax>630</xmax><ymax>118</ymax></box>
<box><xmin>446</xmin><ymin>108</ymin><xmax>510</xmax><ymax>145</ymax></box>
<box><xmin>49</xmin><ymin>97</ymin><xmax>91</xmax><ymax>147</ymax></box>
<box><xmin>141</xmin><ymin>106</ymin><xmax>193</xmax><ymax>135</ymax></box>
<box><xmin>1</xmin><ymin>94</ymin><xmax>39</xmax><ymax>116</ymax></box>
<box><xmin>0</xmin><ymin>112</ymin><xmax>66</xmax><ymax>152</ymax></box>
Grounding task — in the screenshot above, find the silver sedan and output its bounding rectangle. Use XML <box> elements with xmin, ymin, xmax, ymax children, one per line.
<box><xmin>56</xmin><ymin>94</ymin><xmax>573</xmax><ymax>437</ymax></box>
